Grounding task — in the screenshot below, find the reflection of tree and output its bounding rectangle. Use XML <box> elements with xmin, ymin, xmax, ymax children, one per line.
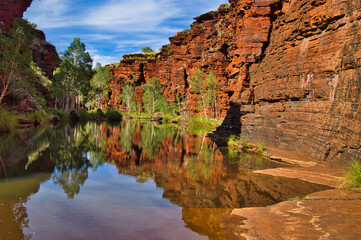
<box><xmin>0</xmin><ymin>125</ymin><xmax>55</xmax><ymax>179</ymax></box>
<box><xmin>49</xmin><ymin>123</ymin><xmax>107</xmax><ymax>199</ymax></box>
<box><xmin>140</xmin><ymin>123</ymin><xmax>177</xmax><ymax>159</ymax></box>
<box><xmin>119</xmin><ymin>121</ymin><xmax>137</xmax><ymax>152</ymax></box>
<box><xmin>52</xmin><ymin>169</ymin><xmax>88</xmax><ymax>199</ymax></box>
<box><xmin>0</xmin><ymin>173</ymin><xmax>51</xmax><ymax>239</ymax></box>
<box><xmin>186</xmin><ymin>135</ymin><xmax>219</xmax><ymax>181</ymax></box>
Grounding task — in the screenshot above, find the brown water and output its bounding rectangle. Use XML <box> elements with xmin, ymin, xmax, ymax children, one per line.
<box><xmin>0</xmin><ymin>121</ymin><xmax>329</xmax><ymax>240</ymax></box>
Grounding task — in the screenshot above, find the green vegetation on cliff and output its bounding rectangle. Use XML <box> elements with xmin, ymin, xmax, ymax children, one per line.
<box><xmin>0</xmin><ymin>19</ymin><xmax>38</xmax><ymax>105</ymax></box>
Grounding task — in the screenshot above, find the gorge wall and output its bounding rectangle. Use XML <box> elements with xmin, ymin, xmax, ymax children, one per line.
<box><xmin>0</xmin><ymin>0</ymin><xmax>60</xmax><ymax>110</ymax></box>
<box><xmin>0</xmin><ymin>0</ymin><xmax>32</xmax><ymax>32</ymax></box>
<box><xmin>0</xmin><ymin>0</ymin><xmax>59</xmax><ymax>80</ymax></box>
<box><xmin>107</xmin><ymin>0</ymin><xmax>361</xmax><ymax>162</ymax></box>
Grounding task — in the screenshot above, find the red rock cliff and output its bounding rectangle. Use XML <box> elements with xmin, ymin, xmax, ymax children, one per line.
<box><xmin>0</xmin><ymin>0</ymin><xmax>59</xmax><ymax>80</ymax></box>
<box><xmin>108</xmin><ymin>0</ymin><xmax>361</xmax><ymax>162</ymax></box>
<box><xmin>0</xmin><ymin>0</ymin><xmax>32</xmax><ymax>32</ymax></box>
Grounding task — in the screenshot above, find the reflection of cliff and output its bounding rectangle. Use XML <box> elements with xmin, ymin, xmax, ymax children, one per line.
<box><xmin>0</xmin><ymin>127</ymin><xmax>56</xmax><ymax>179</ymax></box>
<box><xmin>103</xmin><ymin>122</ymin><xmax>329</xmax><ymax>239</ymax></box>
<box><xmin>0</xmin><ymin>173</ymin><xmax>52</xmax><ymax>239</ymax></box>
<box><xmin>105</xmin><ymin>122</ymin><xmax>328</xmax><ymax>209</ymax></box>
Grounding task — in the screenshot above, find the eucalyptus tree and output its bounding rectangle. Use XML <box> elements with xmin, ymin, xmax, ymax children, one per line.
<box><xmin>121</xmin><ymin>81</ymin><xmax>135</xmax><ymax>112</ymax></box>
<box><xmin>52</xmin><ymin>38</ymin><xmax>93</xmax><ymax>110</ymax></box>
<box><xmin>142</xmin><ymin>77</ymin><xmax>164</xmax><ymax>114</ymax></box>
<box><xmin>190</xmin><ymin>70</ymin><xmax>219</xmax><ymax>119</ymax></box>
<box><xmin>89</xmin><ymin>63</ymin><xmax>109</xmax><ymax>109</ymax></box>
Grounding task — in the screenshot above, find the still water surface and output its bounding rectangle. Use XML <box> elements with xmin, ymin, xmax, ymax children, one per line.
<box><xmin>0</xmin><ymin>121</ymin><xmax>329</xmax><ymax>239</ymax></box>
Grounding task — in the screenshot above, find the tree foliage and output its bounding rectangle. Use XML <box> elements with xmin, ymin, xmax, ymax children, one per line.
<box><xmin>0</xmin><ymin>19</ymin><xmax>37</xmax><ymax>104</ymax></box>
<box><xmin>121</xmin><ymin>81</ymin><xmax>135</xmax><ymax>112</ymax></box>
<box><xmin>141</xmin><ymin>46</ymin><xmax>154</xmax><ymax>54</ymax></box>
<box><xmin>142</xmin><ymin>77</ymin><xmax>176</xmax><ymax>114</ymax></box>
<box><xmin>189</xmin><ymin>70</ymin><xmax>219</xmax><ymax>119</ymax></box>
<box><xmin>87</xmin><ymin>63</ymin><xmax>109</xmax><ymax>110</ymax></box>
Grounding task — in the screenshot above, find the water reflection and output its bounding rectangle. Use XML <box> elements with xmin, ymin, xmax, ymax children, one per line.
<box><xmin>0</xmin><ymin>121</ymin><xmax>330</xmax><ymax>239</ymax></box>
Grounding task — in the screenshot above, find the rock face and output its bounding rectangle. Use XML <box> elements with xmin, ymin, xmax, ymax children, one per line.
<box><xmin>0</xmin><ymin>0</ymin><xmax>32</xmax><ymax>32</ymax></box>
<box><xmin>31</xmin><ymin>29</ymin><xmax>60</xmax><ymax>79</ymax></box>
<box><xmin>107</xmin><ymin>0</ymin><xmax>361</xmax><ymax>162</ymax></box>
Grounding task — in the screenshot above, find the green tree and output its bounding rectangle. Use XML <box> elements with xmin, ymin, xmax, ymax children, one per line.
<box><xmin>142</xmin><ymin>77</ymin><xmax>168</xmax><ymax>114</ymax></box>
<box><xmin>205</xmin><ymin>72</ymin><xmax>219</xmax><ymax>118</ymax></box>
<box><xmin>89</xmin><ymin>64</ymin><xmax>109</xmax><ymax>109</ymax></box>
<box><xmin>0</xmin><ymin>19</ymin><xmax>37</xmax><ymax>104</ymax></box>
<box><xmin>190</xmin><ymin>70</ymin><xmax>208</xmax><ymax>119</ymax></box>
<box><xmin>52</xmin><ymin>38</ymin><xmax>93</xmax><ymax>110</ymax></box>
<box><xmin>121</xmin><ymin>81</ymin><xmax>135</xmax><ymax>112</ymax></box>
<box><xmin>190</xmin><ymin>70</ymin><xmax>219</xmax><ymax>119</ymax></box>
<box><xmin>141</xmin><ymin>46</ymin><xmax>154</xmax><ymax>54</ymax></box>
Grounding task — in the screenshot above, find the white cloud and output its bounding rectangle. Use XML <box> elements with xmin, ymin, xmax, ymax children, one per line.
<box><xmin>26</xmin><ymin>0</ymin><xmax>181</xmax><ymax>32</ymax></box>
<box><xmin>92</xmin><ymin>54</ymin><xmax>121</xmax><ymax>67</ymax></box>
<box><xmin>85</xmin><ymin>0</ymin><xmax>180</xmax><ymax>30</ymax></box>
<box><xmin>24</xmin><ymin>0</ymin><xmax>229</xmax><ymax>66</ymax></box>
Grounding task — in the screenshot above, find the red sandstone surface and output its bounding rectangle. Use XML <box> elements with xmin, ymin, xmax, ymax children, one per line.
<box><xmin>229</xmin><ymin>199</ymin><xmax>361</xmax><ymax>240</ymax></box>
<box><xmin>107</xmin><ymin>0</ymin><xmax>361</xmax><ymax>162</ymax></box>
<box><xmin>0</xmin><ymin>0</ymin><xmax>32</xmax><ymax>32</ymax></box>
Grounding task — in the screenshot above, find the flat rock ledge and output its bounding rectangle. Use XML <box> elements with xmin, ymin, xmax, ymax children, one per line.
<box><xmin>222</xmin><ymin>146</ymin><xmax>361</xmax><ymax>240</ymax></box>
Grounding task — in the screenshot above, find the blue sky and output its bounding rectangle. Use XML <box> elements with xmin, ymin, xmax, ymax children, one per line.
<box><xmin>24</xmin><ymin>0</ymin><xmax>228</xmax><ymax>67</ymax></box>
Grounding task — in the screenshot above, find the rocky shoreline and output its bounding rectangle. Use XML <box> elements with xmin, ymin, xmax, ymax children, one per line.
<box><xmin>221</xmin><ymin>146</ymin><xmax>361</xmax><ymax>240</ymax></box>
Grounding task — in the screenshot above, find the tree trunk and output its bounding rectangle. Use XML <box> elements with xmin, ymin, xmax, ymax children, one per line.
<box><xmin>201</xmin><ymin>94</ymin><xmax>208</xmax><ymax>119</ymax></box>
<box><xmin>55</xmin><ymin>97</ymin><xmax>58</xmax><ymax>109</ymax></box>
<box><xmin>214</xmin><ymin>91</ymin><xmax>218</xmax><ymax>119</ymax></box>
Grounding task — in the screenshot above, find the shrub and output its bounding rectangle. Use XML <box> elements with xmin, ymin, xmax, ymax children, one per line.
<box><xmin>227</xmin><ymin>134</ymin><xmax>251</xmax><ymax>151</ymax></box>
<box><xmin>228</xmin><ymin>135</ymin><xmax>240</xmax><ymax>148</ymax></box>
<box><xmin>51</xmin><ymin>109</ymin><xmax>68</xmax><ymax>120</ymax></box>
<box><xmin>172</xmin><ymin>116</ymin><xmax>182</xmax><ymax>122</ymax></box>
<box><xmin>257</xmin><ymin>142</ymin><xmax>264</xmax><ymax>153</ymax></box>
<box><xmin>27</xmin><ymin>111</ymin><xmax>47</xmax><ymax>122</ymax></box>
<box><xmin>0</xmin><ymin>108</ymin><xmax>18</xmax><ymax>131</ymax></box>
<box><xmin>87</xmin><ymin>109</ymin><xmax>104</xmax><ymax>119</ymax></box>
<box><xmin>188</xmin><ymin>116</ymin><xmax>221</xmax><ymax>127</ymax></box>
<box><xmin>141</xmin><ymin>46</ymin><xmax>154</xmax><ymax>53</ymax></box>
<box><xmin>106</xmin><ymin>110</ymin><xmax>122</xmax><ymax>122</ymax></box>
<box><xmin>78</xmin><ymin>109</ymin><xmax>90</xmax><ymax>121</ymax></box>
<box><xmin>159</xmin><ymin>114</ymin><xmax>172</xmax><ymax>122</ymax></box>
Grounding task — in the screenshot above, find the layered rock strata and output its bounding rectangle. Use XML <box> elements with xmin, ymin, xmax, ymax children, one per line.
<box><xmin>107</xmin><ymin>0</ymin><xmax>361</xmax><ymax>162</ymax></box>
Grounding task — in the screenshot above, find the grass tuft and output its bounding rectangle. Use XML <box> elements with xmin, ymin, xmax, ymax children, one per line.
<box><xmin>257</xmin><ymin>142</ymin><xmax>264</xmax><ymax>153</ymax></box>
<box><xmin>227</xmin><ymin>134</ymin><xmax>252</xmax><ymax>151</ymax></box>
<box><xmin>0</xmin><ymin>108</ymin><xmax>18</xmax><ymax>132</ymax></box>
<box><xmin>343</xmin><ymin>158</ymin><xmax>361</xmax><ymax>188</ymax></box>
<box><xmin>188</xmin><ymin>116</ymin><xmax>221</xmax><ymax>127</ymax></box>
